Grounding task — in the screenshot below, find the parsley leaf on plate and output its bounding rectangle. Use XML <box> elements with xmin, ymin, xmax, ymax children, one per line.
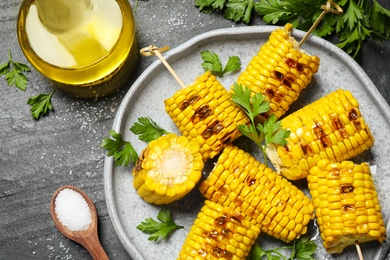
<box><xmin>137</xmin><ymin>208</ymin><xmax>184</xmax><ymax>241</ymax></box>
<box><xmin>130</xmin><ymin>116</ymin><xmax>170</xmax><ymax>142</ymax></box>
<box><xmin>101</xmin><ymin>129</ymin><xmax>138</xmax><ymax>167</ymax></box>
<box><xmin>201</xmin><ymin>50</ymin><xmax>241</xmax><ymax>76</ymax></box>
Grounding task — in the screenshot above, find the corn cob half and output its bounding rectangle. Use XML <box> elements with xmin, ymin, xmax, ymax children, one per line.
<box><xmin>179</xmin><ymin>200</ymin><xmax>261</xmax><ymax>260</ymax></box>
<box><xmin>307</xmin><ymin>159</ymin><xmax>386</xmax><ymax>253</ymax></box>
<box><xmin>200</xmin><ymin>145</ymin><xmax>314</xmax><ymax>243</ymax></box>
<box><xmin>233</xmin><ymin>23</ymin><xmax>320</xmax><ymax>121</ymax></box>
<box><xmin>266</xmin><ymin>89</ymin><xmax>375</xmax><ymax>180</ymax></box>
<box><xmin>164</xmin><ymin>71</ymin><xmax>250</xmax><ymax>161</ymax></box>
<box><xmin>132</xmin><ymin>133</ymin><xmax>204</xmax><ymax>205</ymax></box>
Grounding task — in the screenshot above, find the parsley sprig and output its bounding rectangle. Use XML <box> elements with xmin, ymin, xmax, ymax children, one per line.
<box><xmin>136</xmin><ymin>208</ymin><xmax>184</xmax><ymax>241</ymax></box>
<box><xmin>0</xmin><ymin>50</ymin><xmax>30</xmax><ymax>91</ymax></box>
<box><xmin>231</xmin><ymin>83</ymin><xmax>290</xmax><ymax>166</ymax></box>
<box><xmin>201</xmin><ymin>50</ymin><xmax>241</xmax><ymax>77</ymax></box>
<box><xmin>195</xmin><ymin>0</ymin><xmax>390</xmax><ymax>58</ymax></box>
<box><xmin>101</xmin><ymin>129</ymin><xmax>139</xmax><ymax>167</ymax></box>
<box><xmin>27</xmin><ymin>88</ymin><xmax>56</xmax><ymax>120</ymax></box>
<box><xmin>130</xmin><ymin>116</ymin><xmax>170</xmax><ymax>142</ymax></box>
<box><xmin>102</xmin><ymin>117</ymin><xmax>170</xmax><ymax>166</ymax></box>
<box><xmin>248</xmin><ymin>236</ymin><xmax>317</xmax><ymax>260</ymax></box>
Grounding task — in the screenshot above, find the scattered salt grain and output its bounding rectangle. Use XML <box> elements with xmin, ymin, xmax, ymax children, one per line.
<box><xmin>54</xmin><ymin>188</ymin><xmax>92</xmax><ymax>231</ymax></box>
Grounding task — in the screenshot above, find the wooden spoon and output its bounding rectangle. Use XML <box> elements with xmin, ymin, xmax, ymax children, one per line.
<box><xmin>50</xmin><ymin>185</ymin><xmax>109</xmax><ymax>260</ymax></box>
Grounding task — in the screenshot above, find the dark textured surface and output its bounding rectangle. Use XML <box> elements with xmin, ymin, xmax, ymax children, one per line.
<box><xmin>0</xmin><ymin>0</ymin><xmax>389</xmax><ymax>260</ymax></box>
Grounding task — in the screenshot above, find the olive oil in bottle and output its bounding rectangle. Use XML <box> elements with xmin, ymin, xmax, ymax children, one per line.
<box><xmin>17</xmin><ymin>0</ymin><xmax>137</xmax><ymax>98</ymax></box>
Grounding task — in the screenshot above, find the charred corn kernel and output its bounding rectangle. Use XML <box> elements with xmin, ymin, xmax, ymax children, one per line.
<box><xmin>132</xmin><ymin>134</ymin><xmax>203</xmax><ymax>205</ymax></box>
<box><xmin>266</xmin><ymin>89</ymin><xmax>375</xmax><ymax>180</ymax></box>
<box><xmin>233</xmin><ymin>23</ymin><xmax>320</xmax><ymax>120</ymax></box>
<box><xmin>308</xmin><ymin>159</ymin><xmax>386</xmax><ymax>254</ymax></box>
<box><xmin>199</xmin><ymin>145</ymin><xmax>314</xmax><ymax>243</ymax></box>
<box><xmin>178</xmin><ymin>200</ymin><xmax>260</xmax><ymax>260</ymax></box>
<box><xmin>165</xmin><ymin>71</ymin><xmax>249</xmax><ymax>161</ymax></box>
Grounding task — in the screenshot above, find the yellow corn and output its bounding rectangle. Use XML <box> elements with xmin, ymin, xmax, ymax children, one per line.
<box><xmin>164</xmin><ymin>71</ymin><xmax>249</xmax><ymax>161</ymax></box>
<box><xmin>132</xmin><ymin>134</ymin><xmax>204</xmax><ymax>205</ymax></box>
<box><xmin>307</xmin><ymin>159</ymin><xmax>386</xmax><ymax>253</ymax></box>
<box><xmin>199</xmin><ymin>145</ymin><xmax>314</xmax><ymax>243</ymax></box>
<box><xmin>233</xmin><ymin>23</ymin><xmax>320</xmax><ymax>120</ymax></box>
<box><xmin>178</xmin><ymin>200</ymin><xmax>261</xmax><ymax>260</ymax></box>
<box><xmin>266</xmin><ymin>89</ymin><xmax>375</xmax><ymax>180</ymax></box>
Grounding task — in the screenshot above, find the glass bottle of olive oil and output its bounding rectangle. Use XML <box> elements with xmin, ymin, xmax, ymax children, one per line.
<box><xmin>17</xmin><ymin>0</ymin><xmax>137</xmax><ymax>99</ymax></box>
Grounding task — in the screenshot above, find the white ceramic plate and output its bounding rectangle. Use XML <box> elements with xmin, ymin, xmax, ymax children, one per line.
<box><xmin>104</xmin><ymin>26</ymin><xmax>390</xmax><ymax>259</ymax></box>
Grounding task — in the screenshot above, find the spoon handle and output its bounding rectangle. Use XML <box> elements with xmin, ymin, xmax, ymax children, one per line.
<box><xmin>81</xmin><ymin>232</ymin><xmax>110</xmax><ymax>260</ymax></box>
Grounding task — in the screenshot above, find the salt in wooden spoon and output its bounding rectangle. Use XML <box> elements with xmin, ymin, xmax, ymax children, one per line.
<box><xmin>50</xmin><ymin>185</ymin><xmax>109</xmax><ymax>260</ymax></box>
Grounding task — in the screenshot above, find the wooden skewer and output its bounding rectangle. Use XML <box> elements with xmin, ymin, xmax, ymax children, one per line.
<box><xmin>299</xmin><ymin>0</ymin><xmax>343</xmax><ymax>47</ymax></box>
<box><xmin>356</xmin><ymin>242</ymin><xmax>364</xmax><ymax>260</ymax></box>
<box><xmin>140</xmin><ymin>45</ymin><xmax>186</xmax><ymax>89</ymax></box>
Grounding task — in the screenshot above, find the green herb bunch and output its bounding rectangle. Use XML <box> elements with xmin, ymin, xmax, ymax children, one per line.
<box><xmin>195</xmin><ymin>0</ymin><xmax>390</xmax><ymax>58</ymax></box>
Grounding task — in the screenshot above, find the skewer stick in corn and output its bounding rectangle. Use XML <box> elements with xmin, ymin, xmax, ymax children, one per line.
<box><xmin>299</xmin><ymin>0</ymin><xmax>343</xmax><ymax>47</ymax></box>
<box><xmin>266</xmin><ymin>89</ymin><xmax>375</xmax><ymax>180</ymax></box>
<box><xmin>356</xmin><ymin>243</ymin><xmax>364</xmax><ymax>260</ymax></box>
<box><xmin>307</xmin><ymin>159</ymin><xmax>386</xmax><ymax>255</ymax></box>
<box><xmin>140</xmin><ymin>45</ymin><xmax>186</xmax><ymax>88</ymax></box>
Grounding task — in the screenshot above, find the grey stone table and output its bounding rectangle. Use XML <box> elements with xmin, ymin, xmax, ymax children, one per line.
<box><xmin>1</xmin><ymin>0</ymin><xmax>389</xmax><ymax>260</ymax></box>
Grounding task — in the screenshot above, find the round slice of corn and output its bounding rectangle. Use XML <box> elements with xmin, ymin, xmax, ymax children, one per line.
<box><xmin>132</xmin><ymin>133</ymin><xmax>204</xmax><ymax>205</ymax></box>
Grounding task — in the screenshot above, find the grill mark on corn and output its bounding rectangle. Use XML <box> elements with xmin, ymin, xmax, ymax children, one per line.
<box><xmin>342</xmin><ymin>204</ymin><xmax>355</xmax><ymax>212</ymax></box>
<box><xmin>202</xmin><ymin>120</ymin><xmax>223</xmax><ymax>139</ymax></box>
<box><xmin>221</xmin><ymin>131</ymin><xmax>234</xmax><ymax>144</ymax></box>
<box><xmin>234</xmin><ymin>196</ymin><xmax>244</xmax><ymax>207</ymax></box>
<box><xmin>192</xmin><ymin>104</ymin><xmax>212</xmax><ymax>123</ymax></box>
<box><xmin>271</xmin><ymin>71</ymin><xmax>294</xmax><ymax>94</ymax></box>
<box><xmin>301</xmin><ymin>143</ymin><xmax>313</xmax><ymax>156</ymax></box>
<box><xmin>273</xmin><ymin>71</ymin><xmax>284</xmax><ymax>80</ymax></box>
<box><xmin>349</xmin><ymin>108</ymin><xmax>362</xmax><ymax>130</ymax></box>
<box><xmin>211</xmin><ymin>247</ymin><xmax>233</xmax><ymax>259</ymax></box>
<box><xmin>215</xmin><ymin>214</ymin><xmax>228</xmax><ymax>227</ymax></box>
<box><xmin>179</xmin><ymin>94</ymin><xmax>200</xmax><ymax>110</ymax></box>
<box><xmin>285</xmin><ymin>58</ymin><xmax>304</xmax><ymax>72</ymax></box>
<box><xmin>245</xmin><ymin>175</ymin><xmax>257</xmax><ymax>186</ymax></box>
<box><xmin>282</xmin><ymin>78</ymin><xmax>292</xmax><ymax>89</ymax></box>
<box><xmin>265</xmin><ymin>87</ymin><xmax>275</xmax><ymax>98</ymax></box>
<box><xmin>313</xmin><ymin>122</ymin><xmax>332</xmax><ymax>148</ymax></box>
<box><xmin>274</xmin><ymin>91</ymin><xmax>286</xmax><ymax>103</ymax></box>
<box><xmin>331</xmin><ymin>116</ymin><xmax>349</xmax><ymax>138</ymax></box>
<box><xmin>341</xmin><ymin>185</ymin><xmax>354</xmax><ymax>193</ymax></box>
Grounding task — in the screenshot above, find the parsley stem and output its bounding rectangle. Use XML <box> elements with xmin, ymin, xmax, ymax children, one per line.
<box><xmin>261</xmin><ymin>145</ymin><xmax>268</xmax><ymax>168</ymax></box>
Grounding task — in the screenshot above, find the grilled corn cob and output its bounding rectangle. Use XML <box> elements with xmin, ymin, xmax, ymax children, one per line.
<box><xmin>179</xmin><ymin>200</ymin><xmax>261</xmax><ymax>260</ymax></box>
<box><xmin>233</xmin><ymin>23</ymin><xmax>320</xmax><ymax>120</ymax></box>
<box><xmin>200</xmin><ymin>145</ymin><xmax>314</xmax><ymax>243</ymax></box>
<box><xmin>266</xmin><ymin>89</ymin><xmax>375</xmax><ymax>180</ymax></box>
<box><xmin>164</xmin><ymin>71</ymin><xmax>250</xmax><ymax>161</ymax></box>
<box><xmin>132</xmin><ymin>134</ymin><xmax>204</xmax><ymax>205</ymax></box>
<box><xmin>307</xmin><ymin>159</ymin><xmax>386</xmax><ymax>253</ymax></box>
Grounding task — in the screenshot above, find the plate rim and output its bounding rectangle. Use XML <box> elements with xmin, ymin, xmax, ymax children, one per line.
<box><xmin>104</xmin><ymin>25</ymin><xmax>390</xmax><ymax>259</ymax></box>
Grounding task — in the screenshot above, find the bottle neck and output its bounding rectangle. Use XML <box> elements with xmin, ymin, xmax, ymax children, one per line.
<box><xmin>34</xmin><ymin>0</ymin><xmax>94</xmax><ymax>33</ymax></box>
